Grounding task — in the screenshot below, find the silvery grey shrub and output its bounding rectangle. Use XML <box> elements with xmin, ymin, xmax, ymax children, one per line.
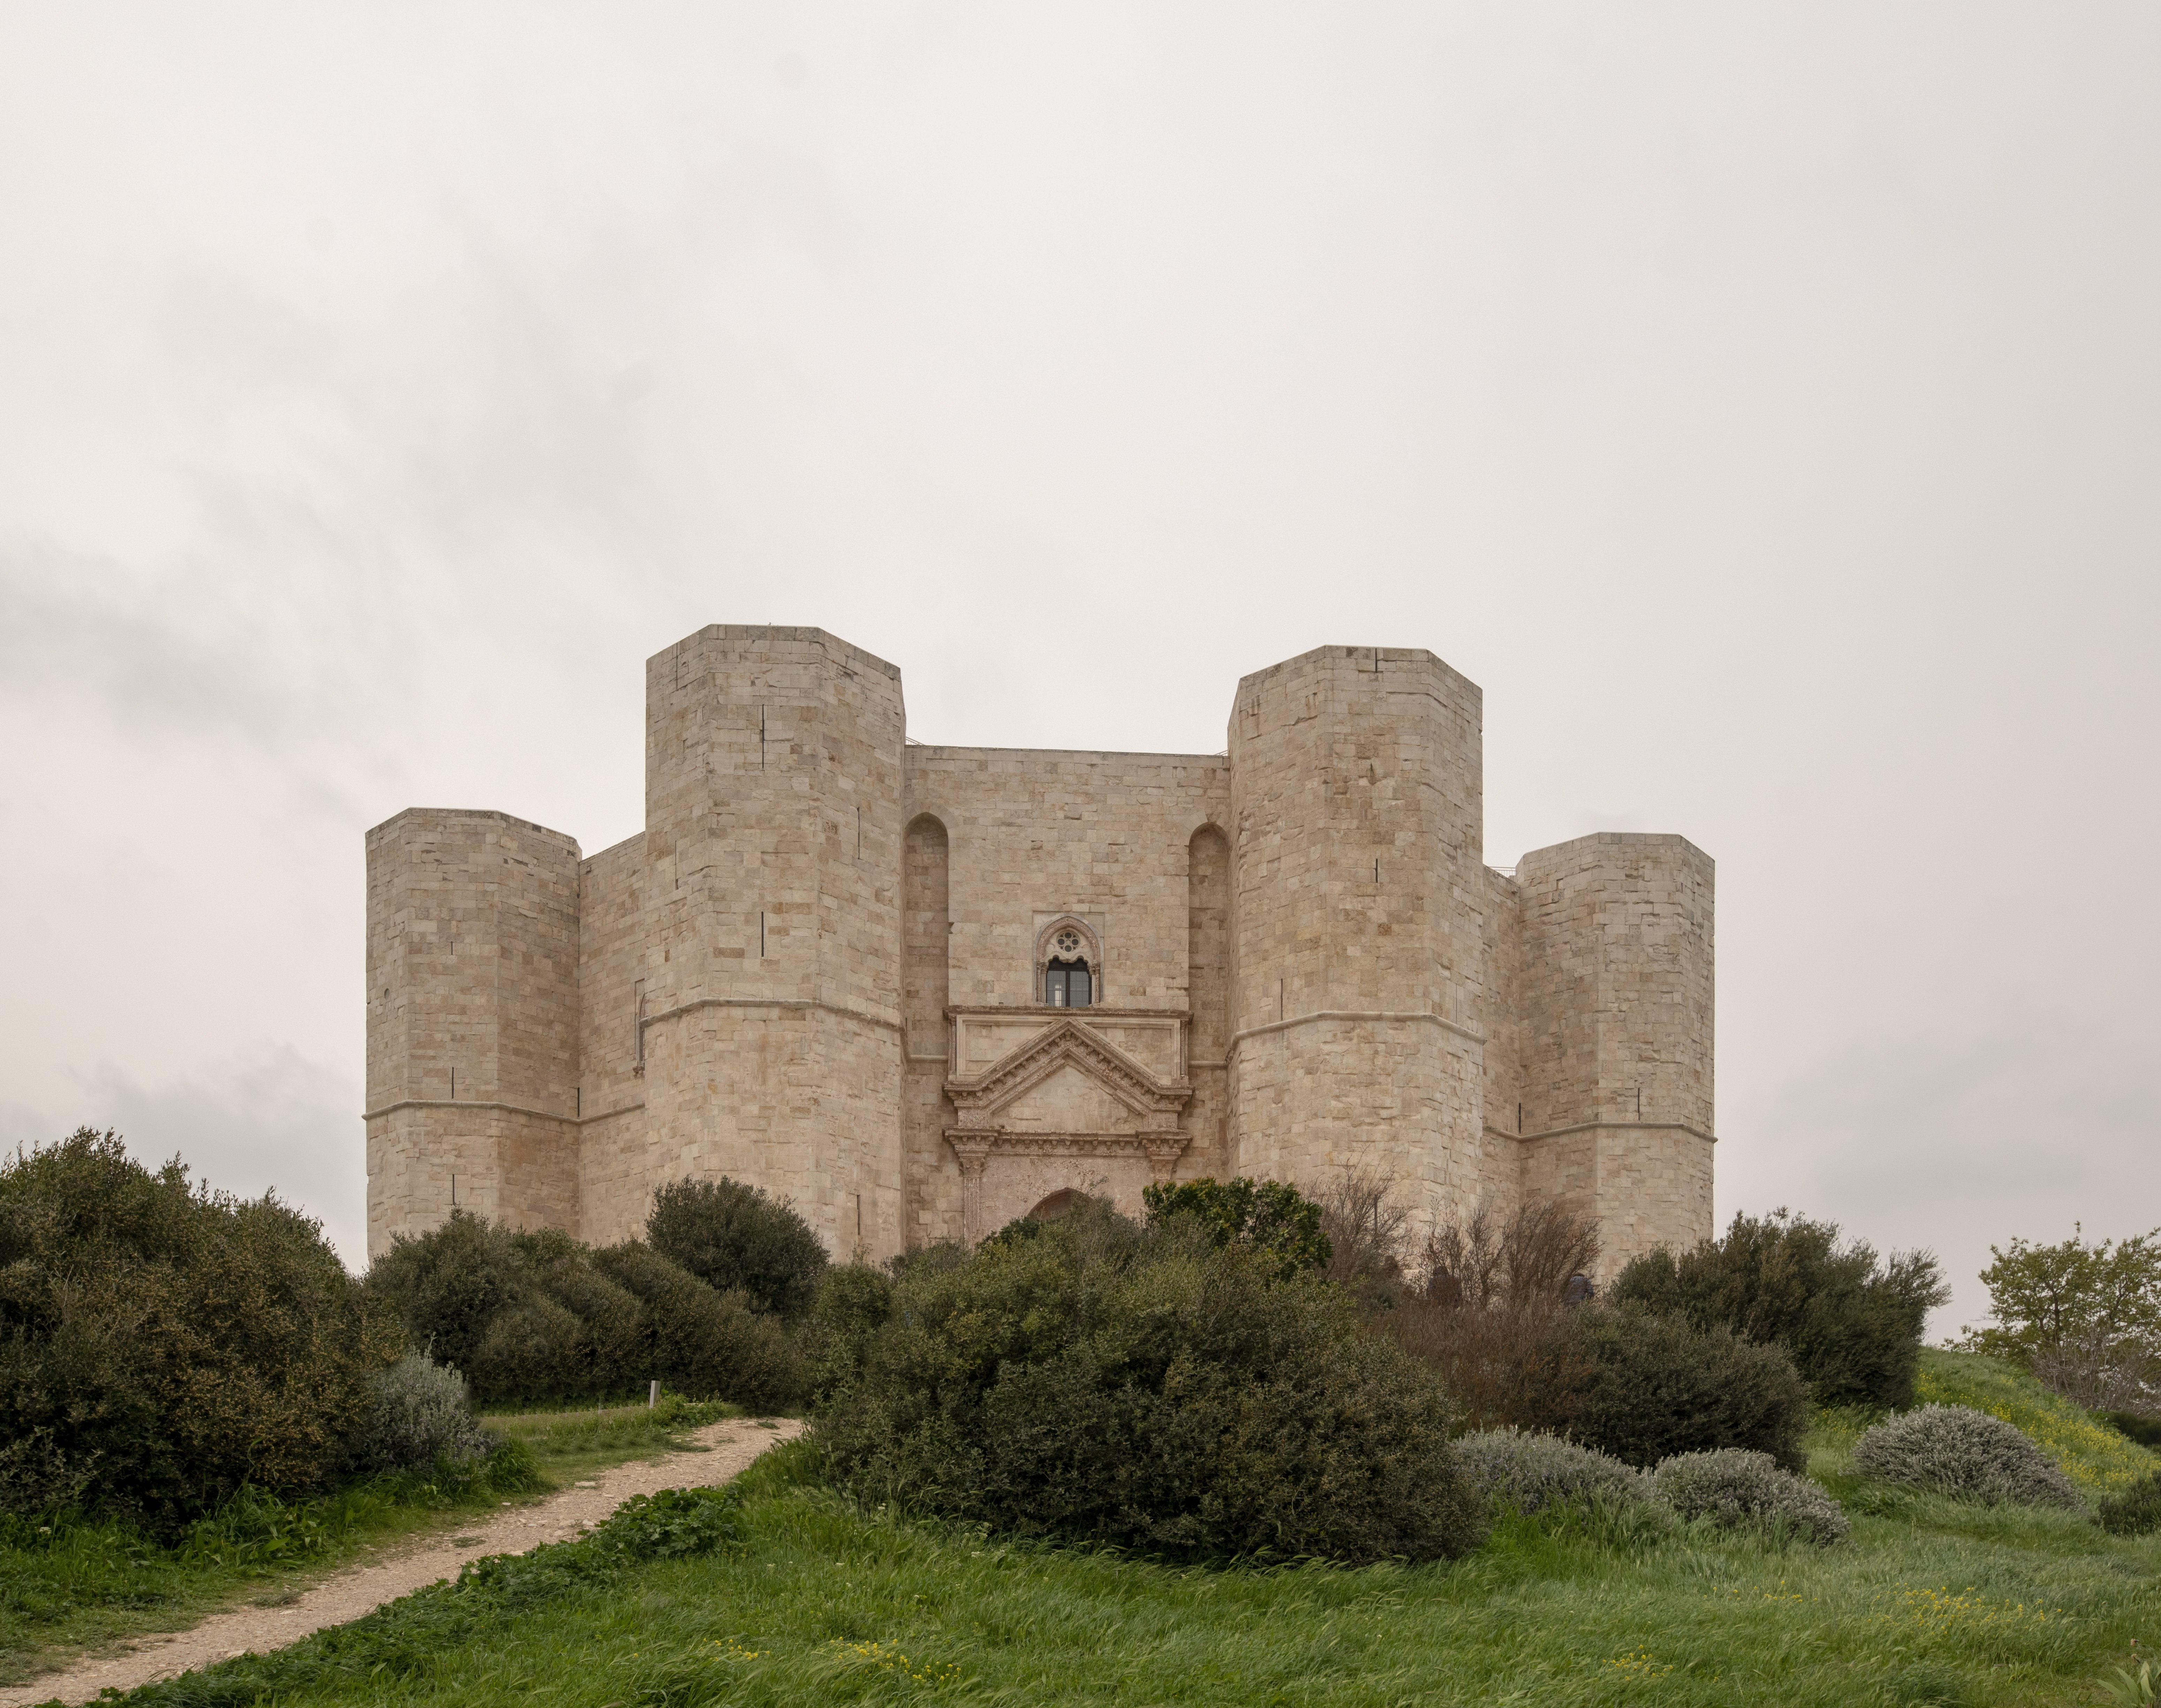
<box><xmin>1651</xmin><ymin>1448</ymin><xmax>1851</xmax><ymax>1544</ymax></box>
<box><xmin>1850</xmin><ymin>1403</ymin><xmax>2086</xmax><ymax>1511</ymax></box>
<box><xmin>1453</xmin><ymin>1427</ymin><xmax>1657</xmax><ymax>1516</ymax></box>
<box><xmin>349</xmin><ymin>1351</ymin><xmax>493</xmax><ymax>1475</ymax></box>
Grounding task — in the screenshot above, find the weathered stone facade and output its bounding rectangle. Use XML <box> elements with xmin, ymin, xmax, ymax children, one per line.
<box><xmin>365</xmin><ymin>627</ymin><xmax>1715</xmax><ymax>1273</ymax></box>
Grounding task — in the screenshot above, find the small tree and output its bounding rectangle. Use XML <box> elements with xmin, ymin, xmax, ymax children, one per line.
<box><xmin>1383</xmin><ymin>1200</ymin><xmax>1601</xmax><ymax>1434</ymax></box>
<box><xmin>1140</xmin><ymin>1176</ymin><xmax>1330</xmax><ymax>1279</ymax></box>
<box><xmin>1312</xmin><ymin>1168</ymin><xmax>1413</xmax><ymax>1314</ymax></box>
<box><xmin>1957</xmin><ymin>1226</ymin><xmax>2161</xmax><ymax>1412</ymax></box>
<box><xmin>645</xmin><ymin>1176</ymin><xmax>829</xmax><ymax>1322</ymax></box>
<box><xmin>1612</xmin><ymin>1208</ymin><xmax>1947</xmax><ymax>1409</ymax></box>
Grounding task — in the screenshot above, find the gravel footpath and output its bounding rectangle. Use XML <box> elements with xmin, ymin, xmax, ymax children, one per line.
<box><xmin>0</xmin><ymin>1417</ymin><xmax>805</xmax><ymax>1708</ymax></box>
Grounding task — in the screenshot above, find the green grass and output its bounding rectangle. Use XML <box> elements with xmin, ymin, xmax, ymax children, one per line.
<box><xmin>0</xmin><ymin>1397</ymin><xmax>740</xmax><ymax>1688</ymax></box>
<box><xmin>1914</xmin><ymin>1348</ymin><xmax>2157</xmax><ymax>1496</ymax></box>
<box><xmin>93</xmin><ymin>1416</ymin><xmax>2161</xmax><ymax>1708</ymax></box>
<box><xmin>479</xmin><ymin>1396</ymin><xmax>743</xmax><ymax>1483</ymax></box>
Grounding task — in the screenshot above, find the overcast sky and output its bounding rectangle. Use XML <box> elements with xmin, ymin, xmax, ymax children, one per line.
<box><xmin>2</xmin><ymin>4</ymin><xmax>2155</xmax><ymax>1332</ymax></box>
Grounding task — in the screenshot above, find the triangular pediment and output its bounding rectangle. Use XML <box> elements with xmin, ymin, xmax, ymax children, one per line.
<box><xmin>945</xmin><ymin>1017</ymin><xmax>1186</xmax><ymax>1120</ymax></box>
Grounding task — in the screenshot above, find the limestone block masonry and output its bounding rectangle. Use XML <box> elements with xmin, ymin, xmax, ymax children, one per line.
<box><xmin>365</xmin><ymin>628</ymin><xmax>1715</xmax><ymax>1276</ymax></box>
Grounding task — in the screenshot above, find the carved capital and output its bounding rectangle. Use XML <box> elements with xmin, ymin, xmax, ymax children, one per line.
<box><xmin>1142</xmin><ymin>1136</ymin><xmax>1188</xmax><ymax>1182</ymax></box>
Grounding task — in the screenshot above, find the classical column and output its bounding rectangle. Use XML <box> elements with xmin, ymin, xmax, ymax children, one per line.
<box><xmin>949</xmin><ymin>1137</ymin><xmax>992</xmax><ymax>1243</ymax></box>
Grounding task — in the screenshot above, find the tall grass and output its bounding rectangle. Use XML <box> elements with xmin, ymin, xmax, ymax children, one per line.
<box><xmin>95</xmin><ymin>1429</ymin><xmax>2161</xmax><ymax>1708</ymax></box>
<box><xmin>1915</xmin><ymin>1348</ymin><xmax>2156</xmax><ymax>1495</ymax></box>
<box><xmin>481</xmin><ymin>1397</ymin><xmax>739</xmax><ymax>1475</ymax></box>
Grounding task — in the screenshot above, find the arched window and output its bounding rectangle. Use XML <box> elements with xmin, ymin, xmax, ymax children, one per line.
<box><xmin>1034</xmin><ymin>917</ymin><xmax>1103</xmax><ymax>1007</ymax></box>
<box><xmin>1045</xmin><ymin>928</ymin><xmax>1091</xmax><ymax>1006</ymax></box>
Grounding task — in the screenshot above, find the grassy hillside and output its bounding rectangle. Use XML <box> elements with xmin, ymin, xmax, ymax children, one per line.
<box><xmin>107</xmin><ymin>1412</ymin><xmax>2161</xmax><ymax>1708</ymax></box>
<box><xmin>1913</xmin><ymin>1348</ymin><xmax>2156</xmax><ymax>1496</ymax></box>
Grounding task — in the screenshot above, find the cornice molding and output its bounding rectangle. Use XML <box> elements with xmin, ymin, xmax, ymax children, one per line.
<box><xmin>1485</xmin><ymin>1119</ymin><xmax>1717</xmax><ymax>1146</ymax></box>
<box><xmin>641</xmin><ymin>995</ymin><xmax>902</xmax><ymax>1034</ymax></box>
<box><xmin>944</xmin><ymin>1129</ymin><xmax>1191</xmax><ymax>1163</ymax></box>
<box><xmin>1231</xmin><ymin>1008</ymin><xmax>1487</xmax><ymax>1048</ymax></box>
<box><xmin>363</xmin><ymin>1098</ymin><xmax>647</xmax><ymax>1127</ymax></box>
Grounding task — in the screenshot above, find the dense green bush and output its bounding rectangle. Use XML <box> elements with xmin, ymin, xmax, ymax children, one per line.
<box><xmin>1851</xmin><ymin>1403</ymin><xmax>2087</xmax><ymax>1510</ymax></box>
<box><xmin>1651</xmin><ymin>1448</ymin><xmax>1850</xmax><ymax>1544</ymax></box>
<box><xmin>645</xmin><ymin>1176</ymin><xmax>829</xmax><ymax>1321</ymax></box>
<box><xmin>0</xmin><ymin>1129</ymin><xmax>399</xmax><ymax>1523</ymax></box>
<box><xmin>814</xmin><ymin>1199</ymin><xmax>1483</xmax><ymax>1564</ymax></box>
<box><xmin>1569</xmin><ymin>1307</ymin><xmax>1812</xmax><ymax>1472</ymax></box>
<box><xmin>1612</xmin><ymin>1209</ymin><xmax>1948</xmax><ymax>1409</ymax></box>
<box><xmin>591</xmin><ymin>1241</ymin><xmax>806</xmax><ymax>1412</ymax></box>
<box><xmin>366</xmin><ymin>1211</ymin><xmax>805</xmax><ymax>1410</ymax></box>
<box><xmin>2101</xmin><ymin>1411</ymin><xmax>2161</xmax><ymax>1449</ymax></box>
<box><xmin>2098</xmin><ymin>1472</ymin><xmax>2161</xmax><ymax>1536</ymax></box>
<box><xmin>1140</xmin><ymin>1177</ymin><xmax>1331</xmax><ymax>1279</ymax></box>
<box><xmin>347</xmin><ymin>1352</ymin><xmax>493</xmax><ymax>1476</ymax></box>
<box><xmin>1452</xmin><ymin>1428</ymin><xmax>1655</xmax><ymax>1516</ymax></box>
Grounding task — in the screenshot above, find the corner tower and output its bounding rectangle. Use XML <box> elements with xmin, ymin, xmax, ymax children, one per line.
<box><xmin>629</xmin><ymin>626</ymin><xmax>907</xmax><ymax>1259</ymax></box>
<box><xmin>1514</xmin><ymin>832</ymin><xmax>1715</xmax><ymax>1271</ymax></box>
<box><xmin>1225</xmin><ymin>645</ymin><xmax>1495</xmax><ymax>1224</ymax></box>
<box><xmin>364</xmin><ymin>809</ymin><xmax>582</xmax><ymax>1253</ymax></box>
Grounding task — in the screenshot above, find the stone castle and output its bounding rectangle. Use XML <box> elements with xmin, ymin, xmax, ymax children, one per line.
<box><xmin>365</xmin><ymin>627</ymin><xmax>1714</xmax><ymax>1270</ymax></box>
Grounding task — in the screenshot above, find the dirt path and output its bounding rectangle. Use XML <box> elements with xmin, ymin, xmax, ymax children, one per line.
<box><xmin>1</xmin><ymin>1417</ymin><xmax>805</xmax><ymax>1708</ymax></box>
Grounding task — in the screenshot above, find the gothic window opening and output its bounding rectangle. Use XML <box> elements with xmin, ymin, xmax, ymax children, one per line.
<box><xmin>1045</xmin><ymin>957</ymin><xmax>1091</xmax><ymax>1007</ymax></box>
<box><xmin>1035</xmin><ymin>920</ymin><xmax>1102</xmax><ymax>1007</ymax></box>
<box><xmin>1045</xmin><ymin>926</ymin><xmax>1092</xmax><ymax>1006</ymax></box>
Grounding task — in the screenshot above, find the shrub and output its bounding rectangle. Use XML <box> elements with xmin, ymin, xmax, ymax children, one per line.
<box><xmin>1569</xmin><ymin>1308</ymin><xmax>1812</xmax><ymax>1472</ymax></box>
<box><xmin>517</xmin><ymin>1228</ymin><xmax>648</xmax><ymax>1397</ymax></box>
<box><xmin>1914</xmin><ymin>1348</ymin><xmax>2155</xmax><ymax>1497</ymax></box>
<box><xmin>646</xmin><ymin>1177</ymin><xmax>829</xmax><ymax>1322</ymax></box>
<box><xmin>1650</xmin><ymin>1449</ymin><xmax>1850</xmax><ymax>1544</ymax></box>
<box><xmin>1919</xmin><ymin>1349</ymin><xmax>2152</xmax><ymax>1496</ymax></box>
<box><xmin>1140</xmin><ymin>1177</ymin><xmax>1331</xmax><ymax>1279</ymax></box>
<box><xmin>2102</xmin><ymin>1411</ymin><xmax>2161</xmax><ymax>1449</ymax></box>
<box><xmin>814</xmin><ymin>1199</ymin><xmax>1484</xmax><ymax>1564</ymax></box>
<box><xmin>1312</xmin><ymin>1169</ymin><xmax>1412</xmax><ymax>1315</ymax></box>
<box><xmin>365</xmin><ymin>1211</ymin><xmax>526</xmax><ymax>1379</ymax></box>
<box><xmin>1390</xmin><ymin>1301</ymin><xmax>1589</xmax><ymax>1435</ymax></box>
<box><xmin>1382</xmin><ymin>1200</ymin><xmax>1601</xmax><ymax>1434</ymax></box>
<box><xmin>0</xmin><ymin>1129</ymin><xmax>400</xmax><ymax>1524</ymax></box>
<box><xmin>1612</xmin><ymin>1208</ymin><xmax>1948</xmax><ymax>1409</ymax></box>
<box><xmin>1851</xmin><ymin>1403</ymin><xmax>2088</xmax><ymax>1510</ymax></box>
<box><xmin>2098</xmin><ymin>1472</ymin><xmax>2161</xmax><ymax>1536</ymax></box>
<box><xmin>803</xmin><ymin>1257</ymin><xmax>901</xmax><ymax>1407</ymax></box>
<box><xmin>1421</xmin><ymin>1199</ymin><xmax>1601</xmax><ymax>1312</ymax></box>
<box><xmin>348</xmin><ymin>1352</ymin><xmax>493</xmax><ymax>1476</ymax></box>
<box><xmin>1453</xmin><ymin>1427</ymin><xmax>1655</xmax><ymax>1516</ymax></box>
<box><xmin>368</xmin><ymin>1211</ymin><xmax>806</xmax><ymax>1410</ymax></box>
<box><xmin>591</xmin><ymin>1242</ymin><xmax>807</xmax><ymax>1412</ymax></box>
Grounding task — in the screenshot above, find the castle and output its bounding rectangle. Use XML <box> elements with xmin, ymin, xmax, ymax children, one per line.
<box><xmin>365</xmin><ymin>627</ymin><xmax>1714</xmax><ymax>1271</ymax></box>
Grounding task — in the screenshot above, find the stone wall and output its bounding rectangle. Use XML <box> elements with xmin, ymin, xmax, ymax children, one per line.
<box><xmin>901</xmin><ymin>745</ymin><xmax>1232</xmax><ymax>1237</ymax></box>
<box><xmin>572</xmin><ymin>831</ymin><xmax>652</xmax><ymax>1245</ymax></box>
